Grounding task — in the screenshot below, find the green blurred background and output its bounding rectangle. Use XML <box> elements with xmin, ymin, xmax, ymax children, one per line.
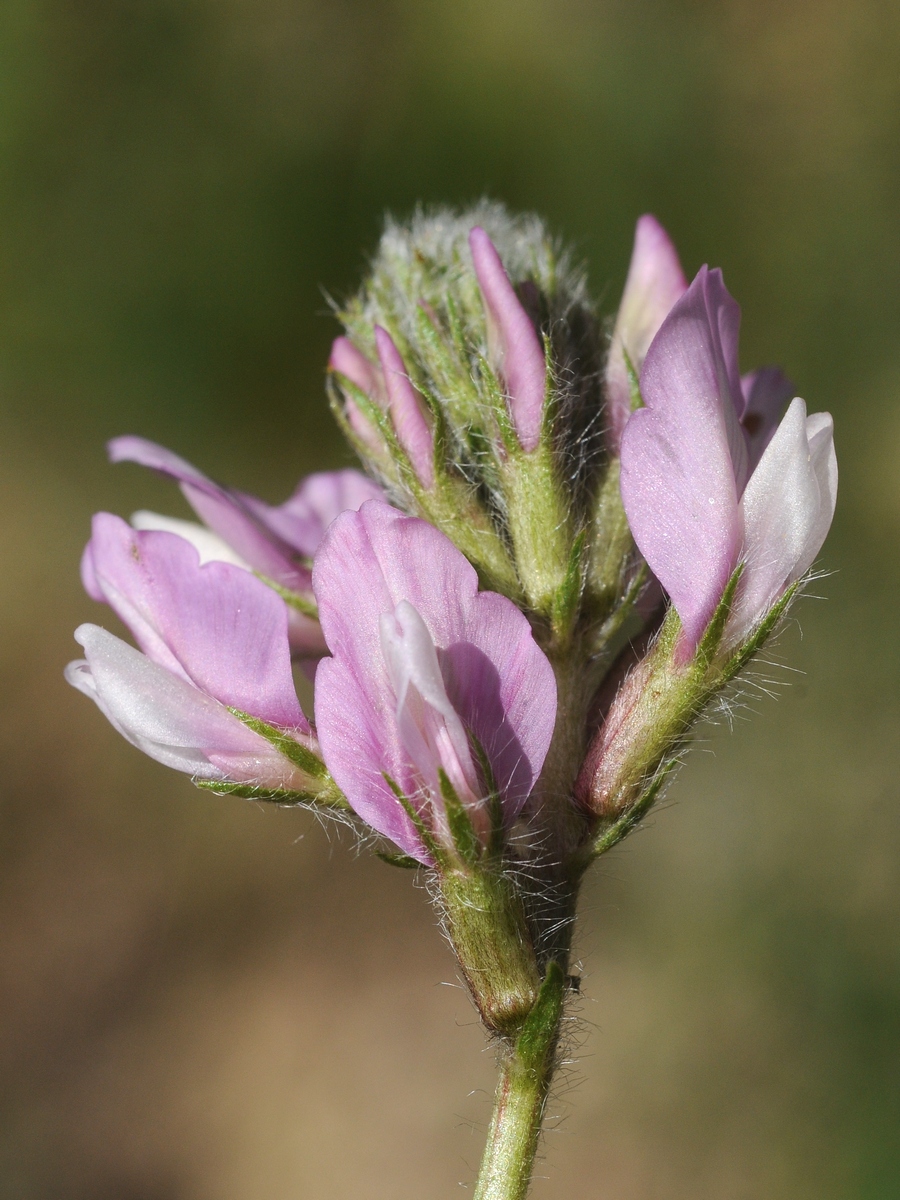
<box><xmin>1</xmin><ymin>1</ymin><xmax>899</xmax><ymax>1196</ymax></box>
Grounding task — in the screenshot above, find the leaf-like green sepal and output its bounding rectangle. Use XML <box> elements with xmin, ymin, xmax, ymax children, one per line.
<box><xmin>582</xmin><ymin>760</ymin><xmax>677</xmax><ymax>867</ymax></box>
<box><xmin>551</xmin><ymin>528</ymin><xmax>587</xmax><ymax>643</ymax></box>
<box><xmin>538</xmin><ymin>333</ymin><xmax>559</xmax><ymax>443</ymax></box>
<box><xmin>414</xmin><ymin>303</ymin><xmax>481</xmax><ymax>439</ymax></box>
<box><xmin>194</xmin><ymin>779</ymin><xmax>323</xmax><ymax>806</ymax></box>
<box><xmin>577</xmin><ymin>571</ymin><xmax>800</xmax><ymax>857</ymax></box>
<box><xmin>501</xmin><ymin>441</ymin><xmax>574</xmax><ymax>617</ymax></box>
<box><xmin>382</xmin><ymin>772</ymin><xmax>447</xmax><ymax>869</ymax></box>
<box><xmin>419</xmin><ymin>473</ymin><xmax>523</xmax><ymax>600</ymax></box>
<box><xmin>479</xmin><ymin>355</ymin><xmax>520</xmax><ymax>455</ymax></box>
<box><xmin>721</xmin><ymin>581</ymin><xmax>800</xmax><ymax>683</ymax></box>
<box><xmin>228</xmin><ymin>709</ymin><xmax>328</xmax><ymax>779</ymax></box>
<box><xmin>576</xmin><ymin>605</ymin><xmax>709</xmax><ymax>827</ymax></box>
<box><xmin>376</xmin><ymin>850</ymin><xmax>423</xmax><ymax>870</ymax></box>
<box><xmin>695</xmin><ymin>563</ymin><xmax>743</xmax><ymax>672</ymax></box>
<box><xmin>623</xmin><ymin>347</ymin><xmax>643</xmax><ymax>412</ymax></box>
<box><xmin>585</xmin><ymin>457</ymin><xmax>637</xmax><ymax>630</ymax></box>
<box><xmin>439</xmin><ymin>768</ymin><xmax>482</xmax><ymax>868</ymax></box>
<box><xmin>441</xmin><ymin>864</ymin><xmax>542</xmax><ymax>1033</ymax></box>
<box><xmin>516</xmin><ymin>960</ymin><xmax>565</xmax><ymax>1071</ymax></box>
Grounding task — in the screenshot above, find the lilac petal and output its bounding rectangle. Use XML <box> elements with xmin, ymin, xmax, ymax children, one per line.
<box><xmin>108</xmin><ymin>436</ymin><xmax>309</xmax><ymax>591</ymax></box>
<box><xmin>606</xmin><ymin>215</ymin><xmax>687</xmax><ymax>452</ymax></box>
<box><xmin>469</xmin><ymin>226</ymin><xmax>547</xmax><ymax>453</ymax></box>
<box><xmin>132</xmin><ymin>512</ymin><xmax>326</xmax><ymax>657</ymax></box>
<box><xmin>728</xmin><ymin>398</ymin><xmax>837</xmax><ymax>643</ymax></box>
<box><xmin>295</xmin><ymin>468</ymin><xmax>385</xmax><ymax>521</ymax></box>
<box><xmin>380</xmin><ymin>601</ymin><xmax>482</xmax><ymax>828</ymax></box>
<box><xmin>130</xmin><ymin>511</ymin><xmax>250</xmax><ymax>567</ymax></box>
<box><xmin>108</xmin><ymin>436</ymin><xmax>209</xmax><ymax>486</ymax></box>
<box><xmin>374</xmin><ymin>327</ymin><xmax>435</xmax><ymax>489</ymax></box>
<box><xmin>86</xmin><ymin>513</ymin><xmax>308</xmax><ymax>731</ymax></box>
<box><xmin>67</xmin><ymin>625</ymin><xmax>303</xmax><ymax>787</ymax></box>
<box><xmin>285</xmin><ymin>609</ymin><xmax>329</xmax><ymax>657</ymax></box>
<box><xmin>740</xmin><ymin>366</ymin><xmax>795</xmax><ymax>471</ymax></box>
<box><xmin>439</xmin><ymin>586</ymin><xmax>558</xmax><ymax>805</ymax></box>
<box><xmin>690</xmin><ymin>267</ymin><xmax>749</xmax><ymax>485</ymax></box>
<box><xmin>80</xmin><ymin>540</ymin><xmax>103</xmax><ymax>602</ymax></box>
<box><xmin>313</xmin><ymin>501</ymin><xmax>557</xmax><ymax>859</ymax></box>
<box><xmin>179</xmin><ymin>487</ymin><xmax>312</xmax><ymax>593</ymax></box>
<box><xmin>239</xmin><ymin>469</ymin><xmax>385</xmax><ymax>558</ymax></box>
<box><xmin>624</xmin><ymin>268</ymin><xmax>749</xmax><ymax>652</ymax></box>
<box><xmin>315</xmin><ymin>655</ymin><xmax>426</xmax><ymax>859</ymax></box>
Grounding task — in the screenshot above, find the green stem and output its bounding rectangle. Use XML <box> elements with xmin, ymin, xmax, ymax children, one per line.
<box><xmin>473</xmin><ymin>963</ymin><xmax>565</xmax><ymax>1200</ymax></box>
<box><xmin>473</xmin><ymin>1048</ymin><xmax>552</xmax><ymax>1200</ymax></box>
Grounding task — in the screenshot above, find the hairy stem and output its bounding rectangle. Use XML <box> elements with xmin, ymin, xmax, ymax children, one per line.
<box><xmin>473</xmin><ymin>1048</ymin><xmax>554</xmax><ymax>1200</ymax></box>
<box><xmin>473</xmin><ymin>963</ymin><xmax>565</xmax><ymax>1200</ymax></box>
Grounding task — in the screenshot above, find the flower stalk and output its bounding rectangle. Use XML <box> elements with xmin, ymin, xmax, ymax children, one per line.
<box><xmin>473</xmin><ymin>963</ymin><xmax>567</xmax><ymax>1200</ymax></box>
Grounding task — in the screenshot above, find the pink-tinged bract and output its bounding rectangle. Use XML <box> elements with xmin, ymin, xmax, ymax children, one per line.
<box><xmin>606</xmin><ymin>215</ymin><xmax>687</xmax><ymax>453</ymax></box>
<box><xmin>469</xmin><ymin>226</ymin><xmax>547</xmax><ymax>453</ymax></box>
<box><xmin>313</xmin><ymin>501</ymin><xmax>557</xmax><ymax>862</ymax></box>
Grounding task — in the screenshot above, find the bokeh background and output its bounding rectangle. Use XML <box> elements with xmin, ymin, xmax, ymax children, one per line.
<box><xmin>1</xmin><ymin>1</ymin><xmax>899</xmax><ymax>1196</ymax></box>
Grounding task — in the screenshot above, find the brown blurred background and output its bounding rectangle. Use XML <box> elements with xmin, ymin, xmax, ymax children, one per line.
<box><xmin>1</xmin><ymin>1</ymin><xmax>899</xmax><ymax>1196</ymax></box>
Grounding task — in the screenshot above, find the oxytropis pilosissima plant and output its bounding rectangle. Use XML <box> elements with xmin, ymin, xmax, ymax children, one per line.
<box><xmin>66</xmin><ymin>204</ymin><xmax>837</xmax><ymax>1200</ymax></box>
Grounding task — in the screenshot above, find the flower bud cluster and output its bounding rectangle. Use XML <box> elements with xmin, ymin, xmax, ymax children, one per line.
<box><xmin>328</xmin><ymin>203</ymin><xmax>624</xmax><ymax>644</ymax></box>
<box><xmin>67</xmin><ymin>203</ymin><xmax>837</xmax><ymax>1033</ymax></box>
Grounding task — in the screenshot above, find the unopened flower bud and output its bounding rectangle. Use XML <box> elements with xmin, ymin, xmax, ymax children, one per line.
<box><xmin>605</xmin><ymin>215</ymin><xmax>687</xmax><ymax>453</ymax></box>
<box><xmin>575</xmin><ymin>615</ymin><xmax>695</xmax><ymax>819</ymax></box>
<box><xmin>468</xmin><ymin>225</ymin><xmax>547</xmax><ymax>453</ymax></box>
<box><xmin>328</xmin><ymin>336</ymin><xmax>384</xmax><ymax>451</ymax></box>
<box><xmin>328</xmin><ymin>204</ymin><xmax>625</xmax><ymax>637</ymax></box>
<box><xmin>374</xmin><ymin>326</ymin><xmax>435</xmax><ymax>489</ymax></box>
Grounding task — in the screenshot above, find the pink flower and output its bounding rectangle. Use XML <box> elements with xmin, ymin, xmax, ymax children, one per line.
<box><xmin>105</xmin><ymin>437</ymin><xmax>383</xmax><ymax>653</ymax></box>
<box><xmin>469</xmin><ymin>226</ymin><xmax>547</xmax><ymax>453</ymax></box>
<box><xmin>67</xmin><ymin>514</ymin><xmax>315</xmax><ymax>789</ymax></box>
<box><xmin>620</xmin><ymin>266</ymin><xmax>837</xmax><ymax>657</ymax></box>
<box><xmin>605</xmin><ymin>215</ymin><xmax>687</xmax><ymax>453</ymax></box>
<box><xmin>313</xmin><ymin>501</ymin><xmax>557</xmax><ymax>863</ymax></box>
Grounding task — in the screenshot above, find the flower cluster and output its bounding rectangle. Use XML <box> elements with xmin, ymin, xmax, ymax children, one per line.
<box><xmin>68</xmin><ymin>204</ymin><xmax>836</xmax><ymax>1032</ymax></box>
